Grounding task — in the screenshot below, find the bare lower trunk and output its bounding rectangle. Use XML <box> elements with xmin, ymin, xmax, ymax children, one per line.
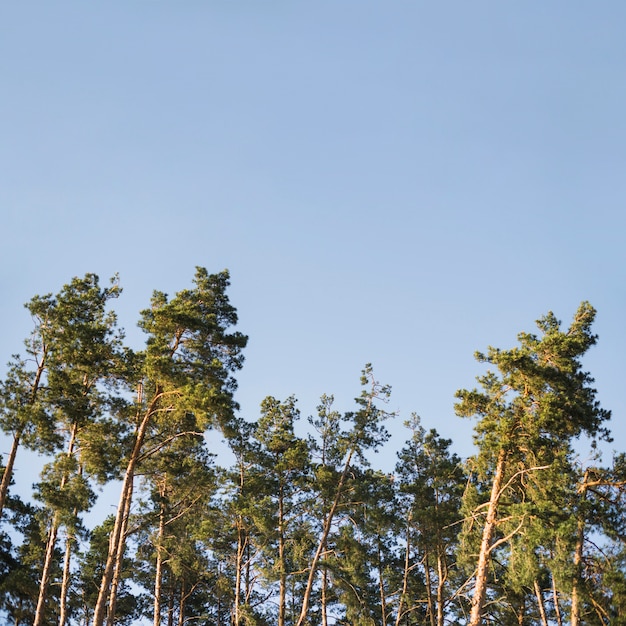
<box><xmin>551</xmin><ymin>572</ymin><xmax>563</xmax><ymax>626</ymax></box>
<box><xmin>107</xmin><ymin>478</ymin><xmax>134</xmax><ymax>626</ymax></box>
<box><xmin>570</xmin><ymin>517</ymin><xmax>585</xmax><ymax>626</ymax></box>
<box><xmin>394</xmin><ymin>520</ymin><xmax>412</xmax><ymax>626</ymax></box>
<box><xmin>468</xmin><ymin>448</ymin><xmax>507</xmax><ymax>626</ymax></box>
<box><xmin>153</xmin><ymin>504</ymin><xmax>166</xmax><ymax>626</ymax></box>
<box><xmin>321</xmin><ymin>568</ymin><xmax>328</xmax><ymax>626</ymax></box>
<box><xmin>424</xmin><ymin>553</ymin><xmax>436</xmax><ymax>626</ymax></box>
<box><xmin>377</xmin><ymin>536</ymin><xmax>387</xmax><ymax>626</ymax></box>
<box><xmin>234</xmin><ymin>518</ymin><xmax>245</xmax><ymax>626</ymax></box>
<box><xmin>278</xmin><ymin>485</ymin><xmax>286</xmax><ymax>626</ymax></box>
<box><xmin>436</xmin><ymin>552</ymin><xmax>446</xmax><ymax>626</ymax></box>
<box><xmin>93</xmin><ymin>388</ymin><xmax>158</xmax><ymax>626</ymax></box>
<box><xmin>178</xmin><ymin>582</ymin><xmax>187</xmax><ymax>626</ymax></box>
<box><xmin>534</xmin><ymin>579</ymin><xmax>548</xmax><ymax>626</ymax></box>
<box><xmin>34</xmin><ymin>425</ymin><xmax>78</xmax><ymax>626</ymax></box>
<box><xmin>571</xmin><ymin>475</ymin><xmax>588</xmax><ymax>626</ymax></box>
<box><xmin>33</xmin><ymin>516</ymin><xmax>60</xmax><ymax>626</ymax></box>
<box><xmin>59</xmin><ymin>528</ymin><xmax>75</xmax><ymax>626</ymax></box>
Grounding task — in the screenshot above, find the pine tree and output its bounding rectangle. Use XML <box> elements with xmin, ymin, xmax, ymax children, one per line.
<box><xmin>92</xmin><ymin>268</ymin><xmax>247</xmax><ymax>626</ymax></box>
<box><xmin>455</xmin><ymin>302</ymin><xmax>610</xmax><ymax>626</ymax></box>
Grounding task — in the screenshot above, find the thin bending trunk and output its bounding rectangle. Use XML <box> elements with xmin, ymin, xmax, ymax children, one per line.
<box><xmin>469</xmin><ymin>448</ymin><xmax>507</xmax><ymax>626</ymax></box>
<box><xmin>534</xmin><ymin>579</ymin><xmax>548</xmax><ymax>626</ymax></box>
<box><xmin>107</xmin><ymin>477</ymin><xmax>134</xmax><ymax>626</ymax></box>
<box><xmin>295</xmin><ymin>448</ymin><xmax>355</xmax><ymax>626</ymax></box>
<box><xmin>93</xmin><ymin>389</ymin><xmax>160</xmax><ymax>626</ymax></box>
<box><xmin>0</xmin><ymin>433</ymin><xmax>21</xmax><ymax>517</ymax></box>
<box><xmin>33</xmin><ymin>424</ymin><xmax>78</xmax><ymax>626</ymax></box>
<box><xmin>551</xmin><ymin>572</ymin><xmax>563</xmax><ymax>626</ymax></box>
<box><xmin>0</xmin><ymin>355</ymin><xmax>46</xmax><ymax>516</ymax></box>
<box><xmin>33</xmin><ymin>518</ymin><xmax>60</xmax><ymax>626</ymax></box>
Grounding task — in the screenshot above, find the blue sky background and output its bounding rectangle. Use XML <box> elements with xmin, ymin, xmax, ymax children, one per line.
<box><xmin>1</xmin><ymin>3</ymin><xmax>625</xmax><ymax>504</ymax></box>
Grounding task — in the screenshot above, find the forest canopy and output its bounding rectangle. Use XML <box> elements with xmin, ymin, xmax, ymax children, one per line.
<box><xmin>0</xmin><ymin>269</ymin><xmax>624</xmax><ymax>626</ymax></box>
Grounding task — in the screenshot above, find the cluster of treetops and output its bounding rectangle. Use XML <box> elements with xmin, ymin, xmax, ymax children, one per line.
<box><xmin>0</xmin><ymin>267</ymin><xmax>624</xmax><ymax>626</ymax></box>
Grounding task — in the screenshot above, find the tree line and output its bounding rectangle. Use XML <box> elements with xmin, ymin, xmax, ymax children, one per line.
<box><xmin>0</xmin><ymin>268</ymin><xmax>624</xmax><ymax>625</ymax></box>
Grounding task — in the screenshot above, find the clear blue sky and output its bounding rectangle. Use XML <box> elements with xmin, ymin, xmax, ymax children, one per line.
<box><xmin>1</xmin><ymin>3</ymin><xmax>625</xmax><ymax>488</ymax></box>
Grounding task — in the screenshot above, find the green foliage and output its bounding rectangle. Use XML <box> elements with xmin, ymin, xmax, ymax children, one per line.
<box><xmin>1</xmin><ymin>276</ymin><xmax>625</xmax><ymax>626</ymax></box>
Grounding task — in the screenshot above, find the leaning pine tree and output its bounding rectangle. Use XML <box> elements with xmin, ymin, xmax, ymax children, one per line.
<box><xmin>92</xmin><ymin>268</ymin><xmax>247</xmax><ymax>626</ymax></box>
<box><xmin>454</xmin><ymin>302</ymin><xmax>610</xmax><ymax>626</ymax></box>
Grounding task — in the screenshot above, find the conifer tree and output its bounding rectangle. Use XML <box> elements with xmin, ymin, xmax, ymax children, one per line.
<box><xmin>296</xmin><ymin>365</ymin><xmax>393</xmax><ymax>626</ymax></box>
<box><xmin>395</xmin><ymin>416</ymin><xmax>465</xmax><ymax>626</ymax></box>
<box><xmin>92</xmin><ymin>268</ymin><xmax>247</xmax><ymax>626</ymax></box>
<box><xmin>455</xmin><ymin>302</ymin><xmax>610</xmax><ymax>626</ymax></box>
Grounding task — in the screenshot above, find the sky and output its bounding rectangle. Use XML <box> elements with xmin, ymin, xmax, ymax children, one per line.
<box><xmin>1</xmin><ymin>2</ymin><xmax>625</xmax><ymax>504</ymax></box>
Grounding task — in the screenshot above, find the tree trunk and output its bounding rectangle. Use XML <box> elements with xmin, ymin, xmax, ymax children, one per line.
<box><xmin>295</xmin><ymin>448</ymin><xmax>355</xmax><ymax>626</ymax></box>
<box><xmin>469</xmin><ymin>448</ymin><xmax>507</xmax><ymax>626</ymax></box>
<box><xmin>153</xmin><ymin>501</ymin><xmax>166</xmax><ymax>626</ymax></box>
<box><xmin>424</xmin><ymin>553</ymin><xmax>436</xmax><ymax>626</ymax></box>
<box><xmin>93</xmin><ymin>389</ymin><xmax>160</xmax><ymax>626</ymax></box>
<box><xmin>33</xmin><ymin>516</ymin><xmax>59</xmax><ymax>626</ymax></box>
<box><xmin>571</xmin><ymin>474</ymin><xmax>588</xmax><ymax>626</ymax></box>
<box><xmin>570</xmin><ymin>517</ymin><xmax>585</xmax><ymax>626</ymax></box>
<box><xmin>0</xmin><ymin>432</ymin><xmax>21</xmax><ymax>517</ymax></box>
<box><xmin>551</xmin><ymin>571</ymin><xmax>563</xmax><ymax>626</ymax></box>
<box><xmin>534</xmin><ymin>579</ymin><xmax>548</xmax><ymax>626</ymax></box>
<box><xmin>107</xmin><ymin>476</ymin><xmax>134</xmax><ymax>626</ymax></box>
<box><xmin>59</xmin><ymin>528</ymin><xmax>75</xmax><ymax>626</ymax></box>
<box><xmin>436</xmin><ymin>552</ymin><xmax>446</xmax><ymax>626</ymax></box>
<box><xmin>177</xmin><ymin>581</ymin><xmax>188</xmax><ymax>626</ymax></box>
<box><xmin>377</xmin><ymin>535</ymin><xmax>388</xmax><ymax>626</ymax></box>
<box><xmin>278</xmin><ymin>483</ymin><xmax>286</xmax><ymax>626</ymax></box>
<box><xmin>34</xmin><ymin>424</ymin><xmax>78</xmax><ymax>626</ymax></box>
<box><xmin>0</xmin><ymin>354</ymin><xmax>46</xmax><ymax>516</ymax></box>
<box><xmin>394</xmin><ymin>519</ymin><xmax>412</xmax><ymax>626</ymax></box>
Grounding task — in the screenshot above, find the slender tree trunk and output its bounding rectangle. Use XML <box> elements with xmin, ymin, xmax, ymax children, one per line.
<box><xmin>154</xmin><ymin>501</ymin><xmax>166</xmax><ymax>626</ymax></box>
<box><xmin>0</xmin><ymin>354</ymin><xmax>46</xmax><ymax>516</ymax></box>
<box><xmin>534</xmin><ymin>579</ymin><xmax>548</xmax><ymax>626</ymax></box>
<box><xmin>551</xmin><ymin>572</ymin><xmax>563</xmax><ymax>626</ymax></box>
<box><xmin>107</xmin><ymin>476</ymin><xmax>134</xmax><ymax>626</ymax></box>
<box><xmin>177</xmin><ymin>581</ymin><xmax>188</xmax><ymax>626</ymax></box>
<box><xmin>166</xmin><ymin>587</ymin><xmax>175</xmax><ymax>626</ymax></box>
<box><xmin>377</xmin><ymin>535</ymin><xmax>388</xmax><ymax>626</ymax></box>
<box><xmin>278</xmin><ymin>483</ymin><xmax>286</xmax><ymax>626</ymax></box>
<box><xmin>296</xmin><ymin>448</ymin><xmax>355</xmax><ymax>626</ymax></box>
<box><xmin>34</xmin><ymin>424</ymin><xmax>78</xmax><ymax>626</ymax></box>
<box><xmin>424</xmin><ymin>553</ymin><xmax>436</xmax><ymax>626</ymax></box>
<box><xmin>570</xmin><ymin>517</ymin><xmax>585</xmax><ymax>626</ymax></box>
<box><xmin>394</xmin><ymin>519</ymin><xmax>412</xmax><ymax>626</ymax></box>
<box><xmin>234</xmin><ymin>517</ymin><xmax>245</xmax><ymax>626</ymax></box>
<box><xmin>321</xmin><ymin>567</ymin><xmax>329</xmax><ymax>626</ymax></box>
<box><xmin>571</xmin><ymin>474</ymin><xmax>588</xmax><ymax>626</ymax></box>
<box><xmin>59</xmin><ymin>527</ymin><xmax>75</xmax><ymax>626</ymax></box>
<box><xmin>0</xmin><ymin>432</ymin><xmax>21</xmax><ymax>517</ymax></box>
<box><xmin>33</xmin><ymin>516</ymin><xmax>60</xmax><ymax>626</ymax></box>
<box><xmin>469</xmin><ymin>448</ymin><xmax>507</xmax><ymax>626</ymax></box>
<box><xmin>93</xmin><ymin>388</ymin><xmax>160</xmax><ymax>626</ymax></box>
<box><xmin>436</xmin><ymin>552</ymin><xmax>446</xmax><ymax>626</ymax></box>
